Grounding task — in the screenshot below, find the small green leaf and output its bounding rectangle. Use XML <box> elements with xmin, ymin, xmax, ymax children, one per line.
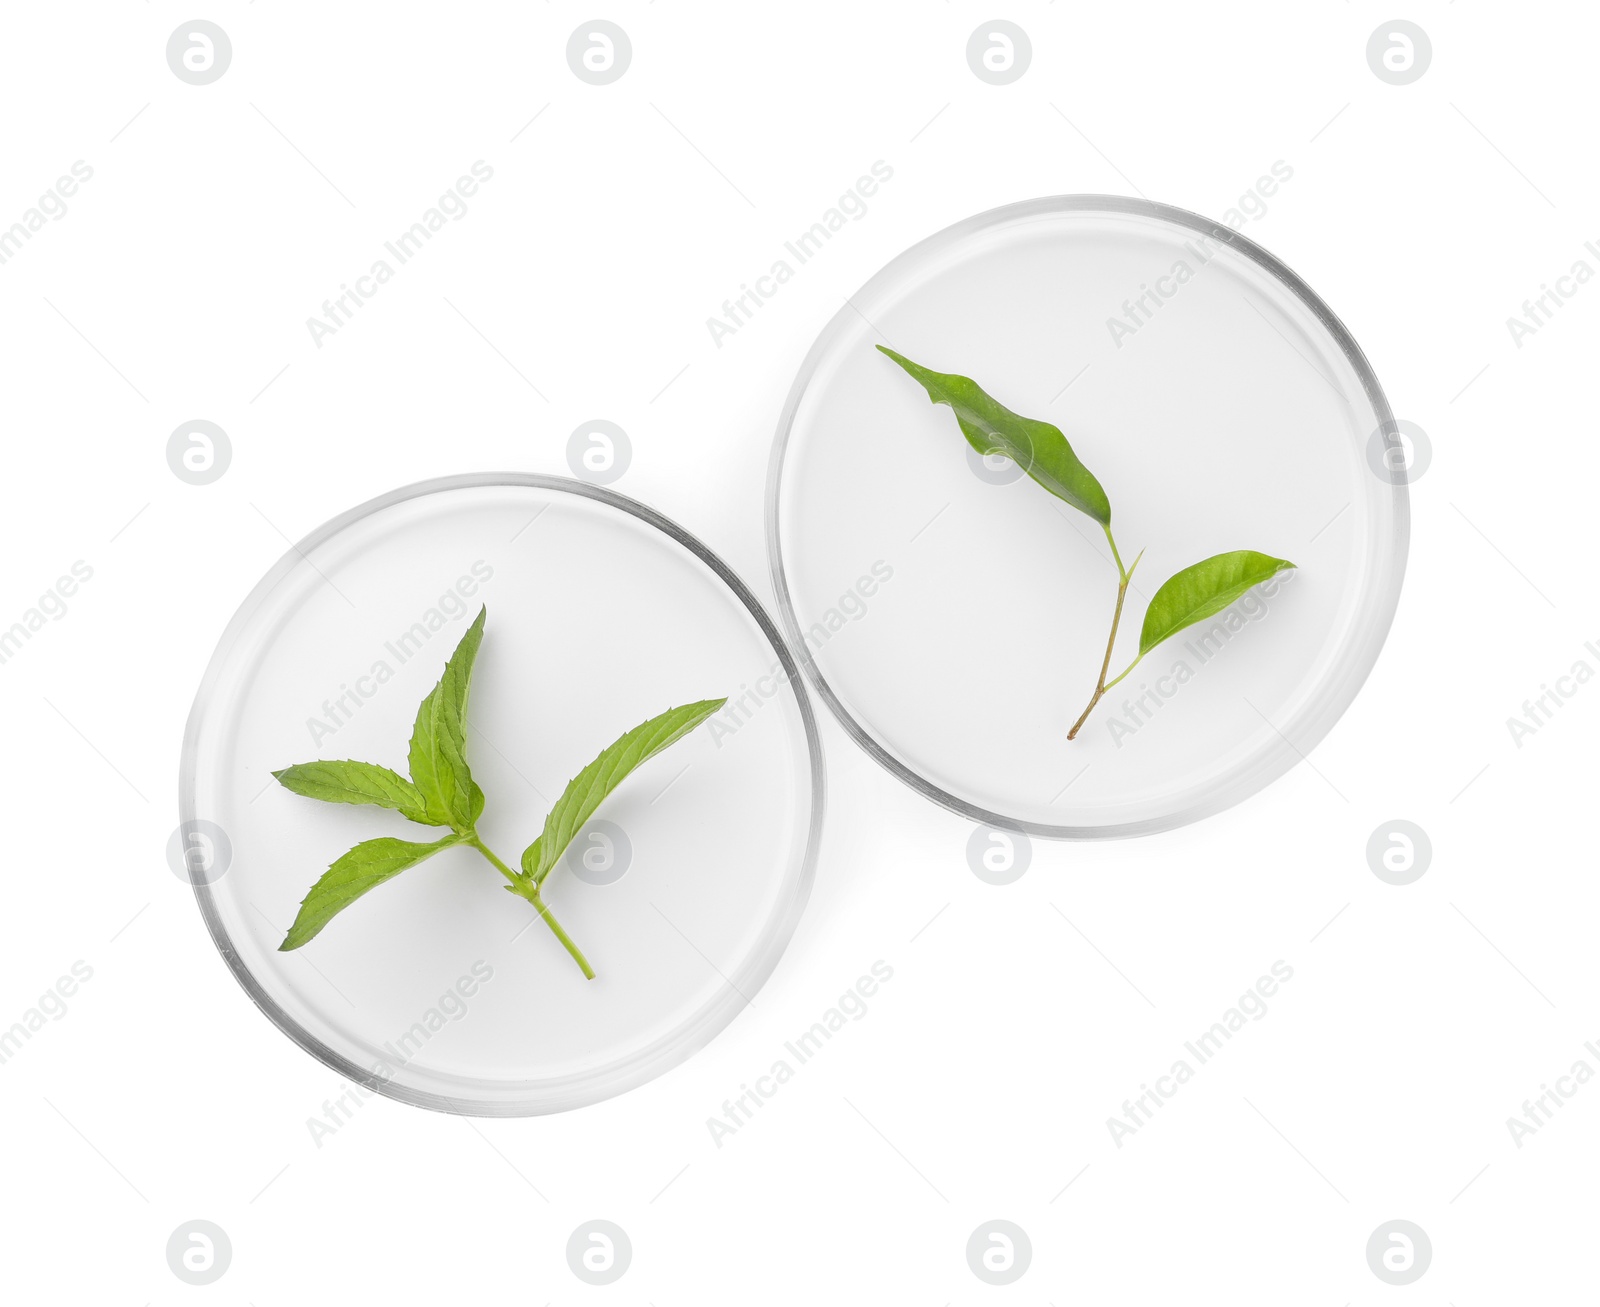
<box><xmin>877</xmin><ymin>346</ymin><xmax>1112</xmax><ymax>525</ymax></box>
<box><xmin>1139</xmin><ymin>551</ymin><xmax>1296</xmax><ymax>657</ymax></box>
<box><xmin>408</xmin><ymin>606</ymin><xmax>487</xmax><ymax>830</ymax></box>
<box><xmin>279</xmin><ymin>835</ymin><xmax>459</xmax><ymax>950</ymax></box>
<box><xmin>521</xmin><ymin>698</ymin><xmax>728</xmax><ymax>886</ymax></box>
<box><xmin>273</xmin><ymin>760</ymin><xmax>438</xmax><ymax>826</ymax></box>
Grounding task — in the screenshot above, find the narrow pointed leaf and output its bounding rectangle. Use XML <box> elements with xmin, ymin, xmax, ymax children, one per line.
<box><xmin>521</xmin><ymin>698</ymin><xmax>728</xmax><ymax>886</ymax></box>
<box><xmin>273</xmin><ymin>760</ymin><xmax>439</xmax><ymax>826</ymax></box>
<box><xmin>408</xmin><ymin>606</ymin><xmax>487</xmax><ymax>828</ymax></box>
<box><xmin>279</xmin><ymin>835</ymin><xmax>459</xmax><ymax>950</ymax></box>
<box><xmin>877</xmin><ymin>346</ymin><xmax>1112</xmax><ymax>525</ymax></box>
<box><xmin>1139</xmin><ymin>551</ymin><xmax>1296</xmax><ymax>657</ymax></box>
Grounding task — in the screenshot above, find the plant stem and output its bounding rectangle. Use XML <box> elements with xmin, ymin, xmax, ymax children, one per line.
<box><xmin>1068</xmin><ymin>527</ymin><xmax>1141</xmax><ymax>741</ymax></box>
<box><xmin>466</xmin><ymin>834</ymin><xmax>596</xmax><ymax>980</ymax></box>
<box><xmin>466</xmin><ymin>834</ymin><xmax>522</xmax><ymax>886</ymax></box>
<box><xmin>520</xmin><ymin>891</ymin><xmax>596</xmax><ymax>980</ymax></box>
<box><xmin>1103</xmin><ymin>653</ymin><xmax>1143</xmax><ymax>693</ymax></box>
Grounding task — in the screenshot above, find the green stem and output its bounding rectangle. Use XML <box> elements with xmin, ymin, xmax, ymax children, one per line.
<box><xmin>521</xmin><ymin>891</ymin><xmax>595</xmax><ymax>980</ymax></box>
<box><xmin>1103</xmin><ymin>653</ymin><xmax>1144</xmax><ymax>692</ymax></box>
<box><xmin>467</xmin><ymin>834</ymin><xmax>522</xmax><ymax>886</ymax></box>
<box><xmin>1103</xmin><ymin>522</ymin><xmax>1127</xmax><ymax>578</ymax></box>
<box><xmin>466</xmin><ymin>834</ymin><xmax>596</xmax><ymax>980</ymax></box>
<box><xmin>1068</xmin><ymin>528</ymin><xmax>1141</xmax><ymax>741</ymax></box>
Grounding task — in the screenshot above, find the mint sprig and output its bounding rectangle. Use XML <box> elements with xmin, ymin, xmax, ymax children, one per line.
<box><xmin>878</xmin><ymin>347</ymin><xmax>1296</xmax><ymax>739</ymax></box>
<box><xmin>272</xmin><ymin>605</ymin><xmax>726</xmax><ymax>978</ymax></box>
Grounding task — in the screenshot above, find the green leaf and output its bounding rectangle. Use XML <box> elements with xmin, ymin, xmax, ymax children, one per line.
<box><xmin>273</xmin><ymin>760</ymin><xmax>439</xmax><ymax>826</ymax></box>
<box><xmin>521</xmin><ymin>698</ymin><xmax>728</xmax><ymax>886</ymax></box>
<box><xmin>279</xmin><ymin>835</ymin><xmax>459</xmax><ymax>950</ymax></box>
<box><xmin>408</xmin><ymin>606</ymin><xmax>487</xmax><ymax>830</ymax></box>
<box><xmin>1139</xmin><ymin>551</ymin><xmax>1296</xmax><ymax>657</ymax></box>
<box><xmin>877</xmin><ymin>346</ymin><xmax>1112</xmax><ymax>525</ymax></box>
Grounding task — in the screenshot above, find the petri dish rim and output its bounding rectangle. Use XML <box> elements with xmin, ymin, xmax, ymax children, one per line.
<box><xmin>180</xmin><ymin>472</ymin><xmax>826</xmax><ymax>1116</ymax></box>
<box><xmin>765</xmin><ymin>194</ymin><xmax>1409</xmax><ymax>840</ymax></box>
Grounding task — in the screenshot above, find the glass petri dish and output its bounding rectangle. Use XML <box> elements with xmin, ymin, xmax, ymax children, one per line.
<box><xmin>180</xmin><ymin>474</ymin><xmax>822</xmax><ymax>1115</ymax></box>
<box><xmin>767</xmin><ymin>196</ymin><xmax>1407</xmax><ymax>838</ymax></box>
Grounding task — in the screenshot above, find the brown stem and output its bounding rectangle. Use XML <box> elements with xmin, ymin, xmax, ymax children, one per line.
<box><xmin>1068</xmin><ymin>567</ymin><xmax>1132</xmax><ymax>740</ymax></box>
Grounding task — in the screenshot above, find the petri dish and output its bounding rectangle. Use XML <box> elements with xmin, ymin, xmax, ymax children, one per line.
<box><xmin>767</xmin><ymin>196</ymin><xmax>1407</xmax><ymax>838</ymax></box>
<box><xmin>180</xmin><ymin>474</ymin><xmax>822</xmax><ymax>1115</ymax></box>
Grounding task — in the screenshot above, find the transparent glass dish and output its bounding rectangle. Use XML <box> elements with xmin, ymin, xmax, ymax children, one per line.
<box><xmin>181</xmin><ymin>474</ymin><xmax>823</xmax><ymax>1115</ymax></box>
<box><xmin>767</xmin><ymin>196</ymin><xmax>1407</xmax><ymax>837</ymax></box>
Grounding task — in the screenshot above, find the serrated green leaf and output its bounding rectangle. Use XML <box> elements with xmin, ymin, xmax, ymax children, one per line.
<box><xmin>521</xmin><ymin>698</ymin><xmax>728</xmax><ymax>886</ymax></box>
<box><xmin>279</xmin><ymin>835</ymin><xmax>460</xmax><ymax>950</ymax></box>
<box><xmin>273</xmin><ymin>760</ymin><xmax>439</xmax><ymax>826</ymax></box>
<box><xmin>408</xmin><ymin>606</ymin><xmax>487</xmax><ymax>829</ymax></box>
<box><xmin>877</xmin><ymin>345</ymin><xmax>1112</xmax><ymax>525</ymax></box>
<box><xmin>1139</xmin><ymin>550</ymin><xmax>1296</xmax><ymax>657</ymax></box>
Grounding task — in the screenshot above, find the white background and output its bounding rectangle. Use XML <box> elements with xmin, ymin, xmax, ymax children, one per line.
<box><xmin>1</xmin><ymin>2</ymin><xmax>1594</xmax><ymax>1301</ymax></box>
